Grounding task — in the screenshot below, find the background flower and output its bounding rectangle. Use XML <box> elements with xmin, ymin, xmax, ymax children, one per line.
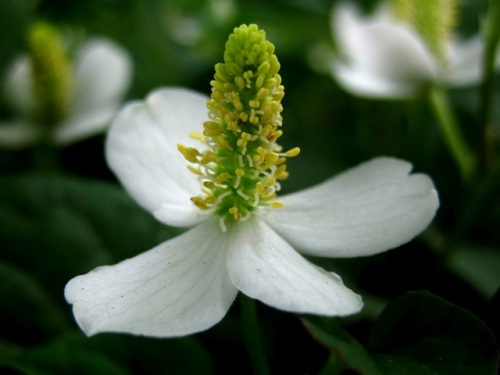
<box><xmin>0</xmin><ymin>37</ymin><xmax>132</xmax><ymax>147</ymax></box>
<box><xmin>329</xmin><ymin>2</ymin><xmax>498</xmax><ymax>98</ymax></box>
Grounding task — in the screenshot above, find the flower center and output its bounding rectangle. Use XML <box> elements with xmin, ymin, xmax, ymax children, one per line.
<box><xmin>392</xmin><ymin>0</ymin><xmax>457</xmax><ymax>64</ymax></box>
<box><xmin>27</xmin><ymin>22</ymin><xmax>73</xmax><ymax>128</ymax></box>
<box><xmin>177</xmin><ymin>24</ymin><xmax>299</xmax><ymax>231</ymax></box>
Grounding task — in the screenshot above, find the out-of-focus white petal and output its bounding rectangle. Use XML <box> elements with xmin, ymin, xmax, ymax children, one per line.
<box><xmin>0</xmin><ymin>121</ymin><xmax>40</xmax><ymax>148</ymax></box>
<box><xmin>65</xmin><ymin>218</ymin><xmax>238</xmax><ymax>338</ymax></box>
<box><xmin>53</xmin><ymin>104</ymin><xmax>119</xmax><ymax>144</ymax></box>
<box><xmin>331</xmin><ymin>2</ymin><xmax>438</xmax><ymax>98</ymax></box>
<box><xmin>55</xmin><ymin>39</ymin><xmax>132</xmax><ymax>144</ymax></box>
<box><xmin>106</xmin><ymin>88</ymin><xmax>208</xmax><ymax>226</ymax></box>
<box><xmin>333</xmin><ymin>62</ymin><xmax>425</xmax><ymax>98</ymax></box>
<box><xmin>2</xmin><ymin>56</ymin><xmax>34</xmax><ymax>118</ymax></box>
<box><xmin>446</xmin><ymin>36</ymin><xmax>484</xmax><ymax>87</ymax></box>
<box><xmin>72</xmin><ymin>38</ymin><xmax>132</xmax><ymax>115</ymax></box>
<box><xmin>265</xmin><ymin>157</ymin><xmax>439</xmax><ymax>258</ymax></box>
<box><xmin>226</xmin><ymin>219</ymin><xmax>363</xmax><ymax>316</ymax></box>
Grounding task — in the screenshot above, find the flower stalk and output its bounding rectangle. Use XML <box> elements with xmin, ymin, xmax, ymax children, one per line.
<box><xmin>240</xmin><ymin>295</ymin><xmax>271</xmax><ymax>375</ymax></box>
<box><xmin>428</xmin><ymin>85</ymin><xmax>475</xmax><ymax>181</ymax></box>
<box><xmin>478</xmin><ymin>0</ymin><xmax>500</xmax><ymax>168</ymax></box>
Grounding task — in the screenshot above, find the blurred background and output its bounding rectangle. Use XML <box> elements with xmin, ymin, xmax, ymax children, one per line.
<box><xmin>0</xmin><ymin>0</ymin><xmax>498</xmax><ymax>374</ymax></box>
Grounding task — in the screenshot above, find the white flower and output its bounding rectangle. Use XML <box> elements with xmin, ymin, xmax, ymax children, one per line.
<box><xmin>330</xmin><ymin>2</ymin><xmax>495</xmax><ymax>98</ymax></box>
<box><xmin>0</xmin><ymin>38</ymin><xmax>132</xmax><ymax>147</ymax></box>
<box><xmin>64</xmin><ymin>87</ymin><xmax>439</xmax><ymax>338</ymax></box>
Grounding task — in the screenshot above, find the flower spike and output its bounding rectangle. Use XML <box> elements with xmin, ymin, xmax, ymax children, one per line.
<box><xmin>27</xmin><ymin>21</ymin><xmax>73</xmax><ymax>128</ymax></box>
<box><xmin>177</xmin><ymin>24</ymin><xmax>299</xmax><ymax>230</ymax></box>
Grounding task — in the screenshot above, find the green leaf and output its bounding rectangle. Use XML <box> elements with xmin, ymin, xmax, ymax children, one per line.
<box><xmin>367</xmin><ymin>291</ymin><xmax>499</xmax><ymax>375</ymax></box>
<box><xmin>0</xmin><ymin>333</ymin><xmax>213</xmax><ymax>375</ymax></box>
<box><xmin>0</xmin><ymin>173</ymin><xmax>175</xmax><ymax>299</ymax></box>
<box><xmin>449</xmin><ymin>245</ymin><xmax>500</xmax><ymax>298</ymax></box>
<box><xmin>0</xmin><ymin>0</ymin><xmax>31</xmax><ymax>77</ymax></box>
<box><xmin>0</xmin><ymin>338</ymin><xmax>128</xmax><ymax>375</ymax></box>
<box><xmin>82</xmin><ymin>334</ymin><xmax>214</xmax><ymax>375</ymax></box>
<box><xmin>0</xmin><ymin>261</ymin><xmax>71</xmax><ymax>344</ymax></box>
<box><xmin>302</xmin><ymin>317</ymin><xmax>382</xmax><ymax>375</ymax></box>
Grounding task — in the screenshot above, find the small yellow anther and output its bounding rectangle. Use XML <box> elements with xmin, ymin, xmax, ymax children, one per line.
<box><xmin>203</xmin><ymin>121</ymin><xmax>221</xmax><ymax>136</ymax></box>
<box><xmin>242</xmin><ymin>132</ymin><xmax>252</xmax><ymax>140</ymax></box>
<box><xmin>191</xmin><ymin>197</ymin><xmax>210</xmax><ymax>210</ymax></box>
<box><xmin>203</xmin><ymin>181</ymin><xmax>216</xmax><ymax>189</ymax></box>
<box><xmin>270</xmin><ymin>201</ymin><xmax>283</xmax><ymax>208</ymax></box>
<box><xmin>283</xmin><ymin>147</ymin><xmax>300</xmax><ymax>157</ymax></box>
<box><xmin>255</xmin><ymin>181</ymin><xmax>264</xmax><ymax>193</ymax></box>
<box><xmin>239</xmin><ymin>112</ymin><xmax>249</xmax><ymax>122</ymax></box>
<box><xmin>276</xmin><ymin>171</ymin><xmax>289</xmax><ymax>180</ymax></box>
<box><xmin>216</xmin><ymin>137</ymin><xmax>230</xmax><ymax>149</ymax></box>
<box><xmin>250</xmin><ymin>114</ymin><xmax>260</xmax><ymax>125</ymax></box>
<box><xmin>200</xmin><ymin>151</ymin><xmax>217</xmax><ymax>164</ymax></box>
<box><xmin>265</xmin><ymin>152</ymin><xmax>279</xmax><ymax>164</ymax></box>
<box><xmin>256</xmin><ymin>74</ymin><xmax>265</xmax><ymax>88</ymax></box>
<box><xmin>234</xmin><ymin>101</ymin><xmax>243</xmax><ymax>111</ymax></box>
<box><xmin>266</xmin><ymin>176</ymin><xmax>276</xmax><ymax>187</ymax></box>
<box><xmin>216</xmin><ymin>173</ymin><xmax>231</xmax><ymax>184</ymax></box>
<box><xmin>257</xmin><ymin>88</ymin><xmax>268</xmax><ymax>99</ymax></box>
<box><xmin>177</xmin><ymin>144</ymin><xmax>199</xmax><ymax>163</ymax></box>
<box><xmin>188</xmin><ymin>165</ymin><xmax>203</xmax><ymax>175</ymax></box>
<box><xmin>235</xmin><ymin>76</ymin><xmax>246</xmax><ymax>90</ymax></box>
<box><xmin>205</xmin><ymin>196</ymin><xmax>217</xmax><ymax>204</ymax></box>
<box><xmin>189</xmin><ymin>132</ymin><xmax>206</xmax><ymax>142</ymax></box>
<box><xmin>236</xmin><ymin>168</ymin><xmax>245</xmax><ymax>176</ymax></box>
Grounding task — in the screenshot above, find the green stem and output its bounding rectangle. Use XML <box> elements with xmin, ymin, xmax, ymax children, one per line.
<box><xmin>317</xmin><ymin>353</ymin><xmax>345</xmax><ymax>375</ymax></box>
<box><xmin>478</xmin><ymin>0</ymin><xmax>500</xmax><ymax>168</ymax></box>
<box><xmin>428</xmin><ymin>86</ymin><xmax>475</xmax><ymax>181</ymax></box>
<box><xmin>240</xmin><ymin>295</ymin><xmax>271</xmax><ymax>375</ymax></box>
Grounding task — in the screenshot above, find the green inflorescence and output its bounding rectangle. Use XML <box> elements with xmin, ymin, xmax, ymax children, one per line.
<box><xmin>27</xmin><ymin>21</ymin><xmax>73</xmax><ymax>128</ymax></box>
<box><xmin>392</xmin><ymin>0</ymin><xmax>457</xmax><ymax>64</ymax></box>
<box><xmin>177</xmin><ymin>24</ymin><xmax>299</xmax><ymax>230</ymax></box>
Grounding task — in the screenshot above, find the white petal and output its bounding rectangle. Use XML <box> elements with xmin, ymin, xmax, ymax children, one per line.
<box><xmin>2</xmin><ymin>55</ymin><xmax>35</xmax><ymax>118</ymax></box>
<box><xmin>265</xmin><ymin>157</ymin><xmax>439</xmax><ymax>257</ymax></box>
<box><xmin>333</xmin><ymin>62</ymin><xmax>424</xmax><ymax>99</ymax></box>
<box><xmin>106</xmin><ymin>88</ymin><xmax>208</xmax><ymax>227</ymax></box>
<box><xmin>72</xmin><ymin>38</ymin><xmax>132</xmax><ymax>115</ymax></box>
<box><xmin>226</xmin><ymin>219</ymin><xmax>363</xmax><ymax>316</ymax></box>
<box><xmin>55</xmin><ymin>39</ymin><xmax>132</xmax><ymax>144</ymax></box>
<box><xmin>65</xmin><ymin>218</ymin><xmax>238</xmax><ymax>338</ymax></box>
<box><xmin>331</xmin><ymin>3</ymin><xmax>438</xmax><ymax>98</ymax></box>
<box><xmin>446</xmin><ymin>36</ymin><xmax>484</xmax><ymax>87</ymax></box>
<box><xmin>154</xmin><ymin>203</ymin><xmax>212</xmax><ymax>227</ymax></box>
<box><xmin>53</xmin><ymin>104</ymin><xmax>118</xmax><ymax>144</ymax></box>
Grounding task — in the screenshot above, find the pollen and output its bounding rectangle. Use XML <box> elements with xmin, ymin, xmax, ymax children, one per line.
<box><xmin>177</xmin><ymin>24</ymin><xmax>299</xmax><ymax>228</ymax></box>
